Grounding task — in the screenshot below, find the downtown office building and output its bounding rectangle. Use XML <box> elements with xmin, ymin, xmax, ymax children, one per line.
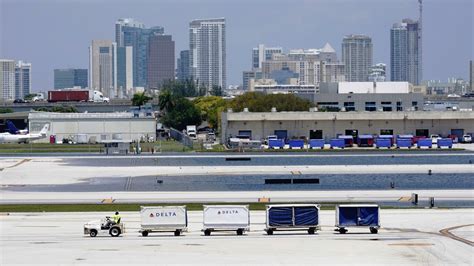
<box><xmin>390</xmin><ymin>19</ymin><xmax>422</xmax><ymax>85</ymax></box>
<box><xmin>89</xmin><ymin>40</ymin><xmax>117</xmax><ymax>97</ymax></box>
<box><xmin>189</xmin><ymin>18</ymin><xmax>226</xmax><ymax>89</ymax></box>
<box><xmin>54</xmin><ymin>68</ymin><xmax>88</xmax><ymax>89</ymax></box>
<box><xmin>115</xmin><ymin>18</ymin><xmax>164</xmax><ymax>88</ymax></box>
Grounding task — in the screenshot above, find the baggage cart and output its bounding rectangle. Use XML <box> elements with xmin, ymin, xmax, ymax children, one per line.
<box><xmin>335</xmin><ymin>204</ymin><xmax>380</xmax><ymax>234</ymax></box>
<box><xmin>202</xmin><ymin>205</ymin><xmax>250</xmax><ymax>236</ymax></box>
<box><xmin>265</xmin><ymin>204</ymin><xmax>320</xmax><ymax>235</ymax></box>
<box><xmin>139</xmin><ymin>206</ymin><xmax>188</xmax><ymax>236</ymax></box>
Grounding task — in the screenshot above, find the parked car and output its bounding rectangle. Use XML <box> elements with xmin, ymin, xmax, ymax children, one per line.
<box><xmin>13</xmin><ymin>99</ymin><xmax>27</xmax><ymax>103</ymax></box>
<box><xmin>462</xmin><ymin>134</ymin><xmax>472</xmax><ymax>143</ymax></box>
<box><xmin>430</xmin><ymin>134</ymin><xmax>441</xmax><ymax>144</ymax></box>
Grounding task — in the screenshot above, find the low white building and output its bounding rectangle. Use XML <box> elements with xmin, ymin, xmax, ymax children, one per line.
<box><xmin>338</xmin><ymin>82</ymin><xmax>412</xmax><ymax>94</ymax></box>
<box><xmin>28</xmin><ymin>112</ymin><xmax>156</xmax><ymax>143</ymax></box>
<box><xmin>221</xmin><ymin>110</ymin><xmax>474</xmax><ymax>142</ymax></box>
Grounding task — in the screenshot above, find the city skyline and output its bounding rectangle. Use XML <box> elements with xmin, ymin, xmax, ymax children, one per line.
<box><xmin>1</xmin><ymin>0</ymin><xmax>472</xmax><ymax>91</ymax></box>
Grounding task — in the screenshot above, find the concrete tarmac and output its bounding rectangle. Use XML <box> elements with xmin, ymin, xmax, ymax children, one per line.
<box><xmin>1</xmin><ymin>209</ymin><xmax>473</xmax><ymax>265</ymax></box>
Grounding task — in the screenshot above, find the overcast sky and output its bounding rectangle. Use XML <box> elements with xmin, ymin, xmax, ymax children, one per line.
<box><xmin>1</xmin><ymin>0</ymin><xmax>472</xmax><ymax>91</ymax></box>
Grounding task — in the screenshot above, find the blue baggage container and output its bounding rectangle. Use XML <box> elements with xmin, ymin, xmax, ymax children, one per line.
<box><xmin>417</xmin><ymin>138</ymin><xmax>432</xmax><ymax>148</ymax></box>
<box><xmin>396</xmin><ymin>138</ymin><xmax>412</xmax><ymax>148</ymax></box>
<box><xmin>289</xmin><ymin>139</ymin><xmax>305</xmax><ymax>149</ymax></box>
<box><xmin>268</xmin><ymin>139</ymin><xmax>284</xmax><ymax>149</ymax></box>
<box><xmin>265</xmin><ymin>204</ymin><xmax>320</xmax><ymax>235</ymax></box>
<box><xmin>437</xmin><ymin>138</ymin><xmax>453</xmax><ymax>148</ymax></box>
<box><xmin>330</xmin><ymin>138</ymin><xmax>345</xmax><ymax>149</ymax></box>
<box><xmin>309</xmin><ymin>139</ymin><xmax>325</xmax><ymax>149</ymax></box>
<box><xmin>375</xmin><ymin>138</ymin><xmax>391</xmax><ymax>148</ymax></box>
<box><xmin>377</xmin><ymin>135</ymin><xmax>394</xmax><ymax>146</ymax></box>
<box><xmin>358</xmin><ymin>135</ymin><xmax>374</xmax><ymax>147</ymax></box>
<box><xmin>336</xmin><ymin>204</ymin><xmax>380</xmax><ymax>234</ymax></box>
<box><xmin>337</xmin><ymin>135</ymin><xmax>354</xmax><ymax>147</ymax></box>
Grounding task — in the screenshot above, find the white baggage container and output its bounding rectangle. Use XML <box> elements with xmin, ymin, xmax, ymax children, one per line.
<box><xmin>202</xmin><ymin>205</ymin><xmax>250</xmax><ymax>236</ymax></box>
<box><xmin>139</xmin><ymin>206</ymin><xmax>188</xmax><ymax>236</ymax></box>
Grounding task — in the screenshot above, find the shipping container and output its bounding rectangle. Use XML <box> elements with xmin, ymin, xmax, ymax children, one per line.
<box><xmin>265</xmin><ymin>204</ymin><xmax>320</xmax><ymax>235</ymax></box>
<box><xmin>48</xmin><ymin>90</ymin><xmax>89</xmax><ymax>102</ymax></box>
<box><xmin>139</xmin><ymin>206</ymin><xmax>188</xmax><ymax>236</ymax></box>
<box><xmin>336</xmin><ymin>204</ymin><xmax>380</xmax><ymax>234</ymax></box>
<box><xmin>202</xmin><ymin>205</ymin><xmax>250</xmax><ymax>236</ymax></box>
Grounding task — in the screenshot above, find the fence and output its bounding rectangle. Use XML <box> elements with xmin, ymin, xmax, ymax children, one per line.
<box><xmin>169</xmin><ymin>127</ymin><xmax>194</xmax><ymax>148</ymax></box>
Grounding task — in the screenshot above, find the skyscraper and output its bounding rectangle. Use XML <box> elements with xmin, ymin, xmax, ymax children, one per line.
<box><xmin>15</xmin><ymin>61</ymin><xmax>31</xmax><ymax>99</ymax></box>
<box><xmin>189</xmin><ymin>18</ymin><xmax>226</xmax><ymax>89</ymax></box>
<box><xmin>117</xmin><ymin>47</ymin><xmax>133</xmax><ymax>93</ymax></box>
<box><xmin>115</xmin><ymin>18</ymin><xmax>164</xmax><ymax>87</ymax></box>
<box><xmin>252</xmin><ymin>45</ymin><xmax>283</xmax><ymax>69</ymax></box>
<box><xmin>89</xmin><ymin>40</ymin><xmax>117</xmax><ymax>97</ymax></box>
<box><xmin>54</xmin><ymin>68</ymin><xmax>88</xmax><ymax>89</ymax></box>
<box><xmin>177</xmin><ymin>50</ymin><xmax>190</xmax><ymax>81</ymax></box>
<box><xmin>342</xmin><ymin>34</ymin><xmax>373</xmax><ymax>82</ymax></box>
<box><xmin>390</xmin><ymin>19</ymin><xmax>422</xmax><ymax>85</ymax></box>
<box><xmin>0</xmin><ymin>59</ymin><xmax>15</xmax><ymax>101</ymax></box>
<box><xmin>147</xmin><ymin>34</ymin><xmax>175</xmax><ymax>89</ymax></box>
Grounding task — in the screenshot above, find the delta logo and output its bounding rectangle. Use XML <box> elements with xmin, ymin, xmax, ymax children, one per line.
<box><xmin>149</xmin><ymin>212</ymin><xmax>177</xmax><ymax>218</ymax></box>
<box><xmin>217</xmin><ymin>210</ymin><xmax>239</xmax><ymax>215</ymax></box>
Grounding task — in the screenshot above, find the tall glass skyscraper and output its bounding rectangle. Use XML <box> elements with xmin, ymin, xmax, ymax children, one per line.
<box><xmin>390</xmin><ymin>19</ymin><xmax>422</xmax><ymax>85</ymax></box>
<box><xmin>54</xmin><ymin>68</ymin><xmax>88</xmax><ymax>89</ymax></box>
<box><xmin>115</xmin><ymin>18</ymin><xmax>164</xmax><ymax>88</ymax></box>
<box><xmin>189</xmin><ymin>18</ymin><xmax>226</xmax><ymax>89</ymax></box>
<box><xmin>15</xmin><ymin>61</ymin><xmax>31</xmax><ymax>99</ymax></box>
<box><xmin>177</xmin><ymin>50</ymin><xmax>190</xmax><ymax>81</ymax></box>
<box><xmin>341</xmin><ymin>35</ymin><xmax>373</xmax><ymax>82</ymax></box>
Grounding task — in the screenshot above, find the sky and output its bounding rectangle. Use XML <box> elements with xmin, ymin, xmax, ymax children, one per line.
<box><xmin>0</xmin><ymin>0</ymin><xmax>472</xmax><ymax>91</ymax></box>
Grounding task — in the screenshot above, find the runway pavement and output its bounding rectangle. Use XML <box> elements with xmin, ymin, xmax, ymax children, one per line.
<box><xmin>1</xmin><ymin>209</ymin><xmax>473</xmax><ymax>265</ymax></box>
<box><xmin>1</xmin><ymin>189</ymin><xmax>473</xmax><ymax>205</ymax></box>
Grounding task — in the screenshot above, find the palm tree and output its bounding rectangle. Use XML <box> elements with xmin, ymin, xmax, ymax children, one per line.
<box><xmin>132</xmin><ymin>92</ymin><xmax>152</xmax><ymax>106</ymax></box>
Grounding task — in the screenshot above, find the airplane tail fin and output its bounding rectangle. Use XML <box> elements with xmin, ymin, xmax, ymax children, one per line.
<box><xmin>6</xmin><ymin>120</ymin><xmax>19</xmax><ymax>134</ymax></box>
<box><xmin>40</xmin><ymin>124</ymin><xmax>49</xmax><ymax>135</ymax></box>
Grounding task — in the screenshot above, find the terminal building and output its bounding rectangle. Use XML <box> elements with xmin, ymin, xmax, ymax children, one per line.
<box><xmin>221</xmin><ymin>110</ymin><xmax>474</xmax><ymax>142</ymax></box>
<box><xmin>28</xmin><ymin>112</ymin><xmax>156</xmax><ymax>143</ymax></box>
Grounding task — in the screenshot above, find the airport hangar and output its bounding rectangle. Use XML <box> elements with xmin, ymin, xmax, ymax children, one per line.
<box><xmin>27</xmin><ymin>112</ymin><xmax>156</xmax><ymax>143</ymax></box>
<box><xmin>221</xmin><ymin>110</ymin><xmax>474</xmax><ymax>142</ymax></box>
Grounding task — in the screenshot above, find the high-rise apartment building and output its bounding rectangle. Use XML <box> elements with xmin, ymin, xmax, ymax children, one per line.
<box><xmin>342</xmin><ymin>35</ymin><xmax>373</xmax><ymax>82</ymax></box>
<box><xmin>258</xmin><ymin>43</ymin><xmax>345</xmax><ymax>86</ymax></box>
<box><xmin>147</xmin><ymin>35</ymin><xmax>175</xmax><ymax>89</ymax></box>
<box><xmin>115</xmin><ymin>18</ymin><xmax>164</xmax><ymax>87</ymax></box>
<box><xmin>117</xmin><ymin>47</ymin><xmax>133</xmax><ymax>93</ymax></box>
<box><xmin>252</xmin><ymin>45</ymin><xmax>283</xmax><ymax>69</ymax></box>
<box><xmin>89</xmin><ymin>40</ymin><xmax>117</xmax><ymax>97</ymax></box>
<box><xmin>54</xmin><ymin>68</ymin><xmax>88</xmax><ymax>89</ymax></box>
<box><xmin>189</xmin><ymin>18</ymin><xmax>226</xmax><ymax>89</ymax></box>
<box><xmin>368</xmin><ymin>63</ymin><xmax>387</xmax><ymax>82</ymax></box>
<box><xmin>177</xmin><ymin>50</ymin><xmax>190</xmax><ymax>81</ymax></box>
<box><xmin>15</xmin><ymin>61</ymin><xmax>31</xmax><ymax>99</ymax></box>
<box><xmin>390</xmin><ymin>19</ymin><xmax>422</xmax><ymax>85</ymax></box>
<box><xmin>0</xmin><ymin>59</ymin><xmax>16</xmax><ymax>101</ymax></box>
